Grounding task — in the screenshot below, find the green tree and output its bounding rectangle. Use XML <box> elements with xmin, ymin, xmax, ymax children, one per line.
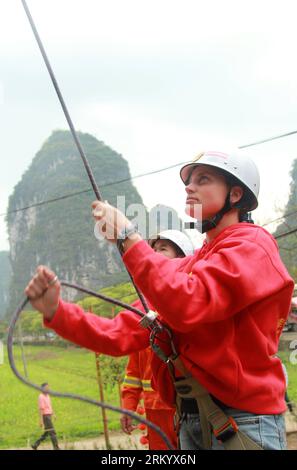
<box><xmin>0</xmin><ymin>252</ymin><xmax>11</xmax><ymax>318</ymax></box>
<box><xmin>274</xmin><ymin>159</ymin><xmax>297</xmax><ymax>280</ymax></box>
<box><xmin>6</xmin><ymin>130</ymin><xmax>147</xmax><ymax>316</ymax></box>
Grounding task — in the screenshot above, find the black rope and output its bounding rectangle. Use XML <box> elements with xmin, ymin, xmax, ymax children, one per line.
<box><xmin>7</xmin><ymin>281</ymin><xmax>175</xmax><ymax>450</ymax></box>
<box><xmin>60</xmin><ymin>281</ymin><xmax>145</xmax><ymax>317</ymax></box>
<box><xmin>21</xmin><ymin>0</ymin><xmax>101</xmax><ymax>201</ymax></box>
<box><xmin>20</xmin><ymin>0</ymin><xmax>149</xmax><ymax>314</ymax></box>
<box><xmin>16</xmin><ymin>2</ymin><xmax>175</xmax><ymax>449</ymax></box>
<box><xmin>11</xmin><ymin>2</ymin><xmax>174</xmax><ymax>448</ymax></box>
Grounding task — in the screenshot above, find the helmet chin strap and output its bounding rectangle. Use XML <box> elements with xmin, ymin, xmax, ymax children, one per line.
<box><xmin>199</xmin><ymin>194</ymin><xmax>232</xmax><ymax>234</ymax></box>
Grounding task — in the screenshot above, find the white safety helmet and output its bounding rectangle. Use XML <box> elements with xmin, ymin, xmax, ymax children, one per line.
<box><xmin>180</xmin><ymin>150</ymin><xmax>260</xmax><ymax>211</ymax></box>
<box><xmin>149</xmin><ymin>230</ymin><xmax>194</xmax><ymax>256</ymax></box>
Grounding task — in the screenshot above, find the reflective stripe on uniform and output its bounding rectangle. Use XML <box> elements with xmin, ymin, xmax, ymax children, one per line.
<box><xmin>122</xmin><ymin>376</ymin><xmax>142</xmax><ymax>388</ymax></box>
<box><xmin>122</xmin><ymin>376</ymin><xmax>154</xmax><ymax>392</ymax></box>
<box><xmin>141</xmin><ymin>379</ymin><xmax>154</xmax><ymax>392</ymax></box>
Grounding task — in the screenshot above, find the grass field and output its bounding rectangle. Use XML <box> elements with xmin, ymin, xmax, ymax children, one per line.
<box><xmin>1</xmin><ymin>342</ymin><xmax>297</xmax><ymax>449</ymax></box>
<box><xmin>0</xmin><ymin>344</ymin><xmax>127</xmax><ymax>449</ymax></box>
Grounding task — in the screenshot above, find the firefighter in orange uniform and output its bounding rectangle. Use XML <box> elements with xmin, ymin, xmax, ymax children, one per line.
<box><xmin>120</xmin><ymin>230</ymin><xmax>194</xmax><ymax>450</ymax></box>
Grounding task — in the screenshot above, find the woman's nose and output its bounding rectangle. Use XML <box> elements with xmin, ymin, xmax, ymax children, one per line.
<box><xmin>185</xmin><ymin>182</ymin><xmax>195</xmax><ymax>194</ymax></box>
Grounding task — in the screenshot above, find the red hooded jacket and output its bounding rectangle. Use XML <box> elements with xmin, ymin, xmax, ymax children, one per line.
<box><xmin>44</xmin><ymin>223</ymin><xmax>294</xmax><ymax>414</ymax></box>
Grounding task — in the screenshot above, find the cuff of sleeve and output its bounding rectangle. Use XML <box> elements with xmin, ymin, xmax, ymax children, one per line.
<box><xmin>43</xmin><ymin>300</ymin><xmax>64</xmax><ymax>330</ymax></box>
<box><xmin>121</xmin><ymin>398</ymin><xmax>138</xmax><ymax>412</ymax></box>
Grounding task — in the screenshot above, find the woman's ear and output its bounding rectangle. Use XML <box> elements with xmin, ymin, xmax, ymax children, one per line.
<box><xmin>230</xmin><ymin>186</ymin><xmax>244</xmax><ymax>204</ymax></box>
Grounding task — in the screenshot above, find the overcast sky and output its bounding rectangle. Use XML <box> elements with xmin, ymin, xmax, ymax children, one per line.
<box><xmin>1</xmin><ymin>0</ymin><xmax>297</xmax><ymax>251</ymax></box>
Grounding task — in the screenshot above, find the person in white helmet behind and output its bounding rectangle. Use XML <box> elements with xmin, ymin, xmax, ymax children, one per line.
<box><xmin>120</xmin><ymin>230</ymin><xmax>194</xmax><ymax>450</ymax></box>
<box><xmin>25</xmin><ymin>150</ymin><xmax>294</xmax><ymax>450</ymax></box>
<box><xmin>148</xmin><ymin>229</ymin><xmax>195</xmax><ymax>257</ymax></box>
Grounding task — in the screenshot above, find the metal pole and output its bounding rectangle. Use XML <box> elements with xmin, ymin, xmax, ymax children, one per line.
<box><xmin>95</xmin><ymin>353</ymin><xmax>111</xmax><ymax>449</ymax></box>
<box><xmin>118</xmin><ymin>376</ymin><xmax>123</xmax><ymax>407</ymax></box>
<box><xmin>89</xmin><ymin>305</ymin><xmax>111</xmax><ymax>449</ymax></box>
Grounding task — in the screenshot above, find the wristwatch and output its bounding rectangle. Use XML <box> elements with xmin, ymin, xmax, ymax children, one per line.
<box><xmin>117</xmin><ymin>222</ymin><xmax>139</xmax><ymax>253</ymax></box>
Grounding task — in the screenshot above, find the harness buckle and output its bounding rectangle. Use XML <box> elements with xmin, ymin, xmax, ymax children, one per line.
<box><xmin>213</xmin><ymin>416</ymin><xmax>238</xmax><ymax>443</ymax></box>
<box><xmin>139</xmin><ymin>310</ymin><xmax>158</xmax><ymax>329</ymax></box>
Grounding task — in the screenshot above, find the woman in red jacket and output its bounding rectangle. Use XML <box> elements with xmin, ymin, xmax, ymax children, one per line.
<box><xmin>25</xmin><ymin>150</ymin><xmax>294</xmax><ymax>450</ymax></box>
<box><xmin>120</xmin><ymin>230</ymin><xmax>194</xmax><ymax>450</ymax></box>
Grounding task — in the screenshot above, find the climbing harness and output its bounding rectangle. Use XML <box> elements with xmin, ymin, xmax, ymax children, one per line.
<box><xmin>149</xmin><ymin>332</ymin><xmax>263</xmax><ymax>450</ymax></box>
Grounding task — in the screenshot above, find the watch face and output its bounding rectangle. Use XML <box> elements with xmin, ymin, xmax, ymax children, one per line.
<box><xmin>117</xmin><ymin>223</ymin><xmax>138</xmax><ymax>249</ymax></box>
<box><xmin>93</xmin><ymin>221</ymin><xmax>105</xmax><ymax>241</ymax></box>
<box><xmin>118</xmin><ymin>228</ymin><xmax>127</xmax><ymax>240</ymax></box>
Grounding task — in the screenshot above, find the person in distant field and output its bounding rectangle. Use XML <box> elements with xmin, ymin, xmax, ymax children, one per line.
<box><xmin>31</xmin><ymin>382</ymin><xmax>60</xmax><ymax>450</ymax></box>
